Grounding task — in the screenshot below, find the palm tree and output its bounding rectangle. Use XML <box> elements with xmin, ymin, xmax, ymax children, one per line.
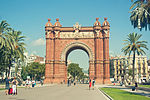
<box><xmin>0</xmin><ymin>20</ymin><xmax>26</xmax><ymax>78</ymax></box>
<box><xmin>8</xmin><ymin>30</ymin><xmax>26</xmax><ymax>78</ymax></box>
<box><xmin>0</xmin><ymin>20</ymin><xmax>12</xmax><ymax>77</ymax></box>
<box><xmin>122</xmin><ymin>32</ymin><xmax>148</xmax><ymax>83</ymax></box>
<box><xmin>8</xmin><ymin>30</ymin><xmax>26</xmax><ymax>61</ymax></box>
<box><xmin>0</xmin><ymin>20</ymin><xmax>12</xmax><ymax>49</ymax></box>
<box><xmin>130</xmin><ymin>0</ymin><xmax>150</xmax><ymax>30</ymax></box>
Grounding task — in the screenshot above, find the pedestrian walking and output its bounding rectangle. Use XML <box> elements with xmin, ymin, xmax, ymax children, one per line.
<box><xmin>5</xmin><ymin>77</ymin><xmax>10</xmax><ymax>95</ymax></box>
<box><xmin>135</xmin><ymin>82</ymin><xmax>138</xmax><ymax>91</ymax></box>
<box><xmin>40</xmin><ymin>79</ymin><xmax>43</xmax><ymax>86</ymax></box>
<box><xmin>32</xmin><ymin>78</ymin><xmax>36</xmax><ymax>88</ymax></box>
<box><xmin>25</xmin><ymin>78</ymin><xmax>31</xmax><ymax>89</ymax></box>
<box><xmin>89</xmin><ymin>79</ymin><xmax>92</xmax><ymax>90</ymax></box>
<box><xmin>67</xmin><ymin>78</ymin><xmax>70</xmax><ymax>87</ymax></box>
<box><xmin>11</xmin><ymin>77</ymin><xmax>18</xmax><ymax>95</ymax></box>
<box><xmin>92</xmin><ymin>79</ymin><xmax>95</xmax><ymax>90</ymax></box>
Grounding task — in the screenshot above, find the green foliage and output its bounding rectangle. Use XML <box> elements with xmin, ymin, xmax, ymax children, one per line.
<box><xmin>21</xmin><ymin>62</ymin><xmax>45</xmax><ymax>80</ymax></box>
<box><xmin>100</xmin><ymin>87</ymin><xmax>150</xmax><ymax>100</ymax></box>
<box><xmin>67</xmin><ymin>63</ymin><xmax>84</xmax><ymax>80</ymax></box>
<box><xmin>128</xmin><ymin>69</ymin><xmax>133</xmax><ymax>76</ymax></box>
<box><xmin>139</xmin><ymin>85</ymin><xmax>150</xmax><ymax>88</ymax></box>
<box><xmin>122</xmin><ymin>32</ymin><xmax>148</xmax><ymax>82</ymax></box>
<box><xmin>110</xmin><ymin>59</ymin><xmax>115</xmax><ymax>78</ymax></box>
<box><xmin>0</xmin><ymin>20</ymin><xmax>26</xmax><ymax>77</ymax></box>
<box><xmin>130</xmin><ymin>0</ymin><xmax>150</xmax><ymax>30</ymax></box>
<box><xmin>21</xmin><ymin>66</ymin><xmax>28</xmax><ymax>81</ymax></box>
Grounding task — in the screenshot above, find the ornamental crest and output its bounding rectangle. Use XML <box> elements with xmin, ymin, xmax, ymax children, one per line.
<box><xmin>73</xmin><ymin>22</ymin><xmax>81</xmax><ymax>33</ymax></box>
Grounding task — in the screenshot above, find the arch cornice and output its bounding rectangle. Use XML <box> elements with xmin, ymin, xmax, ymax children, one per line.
<box><xmin>60</xmin><ymin>42</ymin><xmax>94</xmax><ymax>61</ymax></box>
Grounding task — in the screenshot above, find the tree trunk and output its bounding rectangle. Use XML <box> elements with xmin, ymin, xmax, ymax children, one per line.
<box><xmin>133</xmin><ymin>51</ymin><xmax>135</xmax><ymax>83</ymax></box>
<box><xmin>5</xmin><ymin>68</ymin><xmax>8</xmax><ymax>78</ymax></box>
<box><xmin>8</xmin><ymin>60</ymin><xmax>11</xmax><ymax>77</ymax></box>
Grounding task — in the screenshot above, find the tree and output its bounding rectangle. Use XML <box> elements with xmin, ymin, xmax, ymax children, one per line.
<box><xmin>0</xmin><ymin>20</ymin><xmax>26</xmax><ymax>77</ymax></box>
<box><xmin>122</xmin><ymin>32</ymin><xmax>148</xmax><ymax>83</ymax></box>
<box><xmin>109</xmin><ymin>59</ymin><xmax>115</xmax><ymax>78</ymax></box>
<box><xmin>8</xmin><ymin>30</ymin><xmax>26</xmax><ymax>61</ymax></box>
<box><xmin>21</xmin><ymin>66</ymin><xmax>28</xmax><ymax>81</ymax></box>
<box><xmin>0</xmin><ymin>20</ymin><xmax>11</xmax><ymax>49</ymax></box>
<box><xmin>130</xmin><ymin>0</ymin><xmax>150</xmax><ymax>30</ymax></box>
<box><xmin>0</xmin><ymin>20</ymin><xmax>13</xmax><ymax>77</ymax></box>
<box><xmin>25</xmin><ymin>62</ymin><xmax>45</xmax><ymax>80</ymax></box>
<box><xmin>67</xmin><ymin>63</ymin><xmax>83</xmax><ymax>80</ymax></box>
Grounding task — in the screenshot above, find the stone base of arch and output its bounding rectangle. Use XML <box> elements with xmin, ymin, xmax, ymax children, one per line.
<box><xmin>44</xmin><ymin>78</ymin><xmax>53</xmax><ymax>84</ymax></box>
<box><xmin>103</xmin><ymin>79</ymin><xmax>111</xmax><ymax>84</ymax></box>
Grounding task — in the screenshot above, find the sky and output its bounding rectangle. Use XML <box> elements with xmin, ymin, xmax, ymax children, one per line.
<box><xmin>0</xmin><ymin>0</ymin><xmax>150</xmax><ymax>69</ymax></box>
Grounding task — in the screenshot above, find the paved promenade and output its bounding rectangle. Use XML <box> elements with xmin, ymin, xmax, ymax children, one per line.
<box><xmin>0</xmin><ymin>84</ymin><xmax>107</xmax><ymax>100</ymax></box>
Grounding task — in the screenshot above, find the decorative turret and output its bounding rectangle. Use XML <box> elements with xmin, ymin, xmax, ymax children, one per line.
<box><xmin>102</xmin><ymin>18</ymin><xmax>110</xmax><ymax>26</ymax></box>
<box><xmin>54</xmin><ymin>18</ymin><xmax>62</xmax><ymax>27</ymax></box>
<box><xmin>94</xmin><ymin>18</ymin><xmax>101</xmax><ymax>26</ymax></box>
<box><xmin>93</xmin><ymin>18</ymin><xmax>101</xmax><ymax>31</ymax></box>
<box><xmin>54</xmin><ymin>18</ymin><xmax>61</xmax><ymax>38</ymax></box>
<box><xmin>54</xmin><ymin>18</ymin><xmax>62</xmax><ymax>32</ymax></box>
<box><xmin>45</xmin><ymin>18</ymin><xmax>52</xmax><ymax>27</ymax></box>
<box><xmin>45</xmin><ymin>18</ymin><xmax>53</xmax><ymax>31</ymax></box>
<box><xmin>102</xmin><ymin>18</ymin><xmax>110</xmax><ymax>31</ymax></box>
<box><xmin>102</xmin><ymin>18</ymin><xmax>110</xmax><ymax>37</ymax></box>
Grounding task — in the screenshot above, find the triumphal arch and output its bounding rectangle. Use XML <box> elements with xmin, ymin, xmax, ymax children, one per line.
<box><xmin>44</xmin><ymin>18</ymin><xmax>111</xmax><ymax>84</ymax></box>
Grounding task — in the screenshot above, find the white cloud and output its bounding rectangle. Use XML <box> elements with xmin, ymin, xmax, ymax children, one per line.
<box><xmin>31</xmin><ymin>38</ymin><xmax>45</xmax><ymax>46</ymax></box>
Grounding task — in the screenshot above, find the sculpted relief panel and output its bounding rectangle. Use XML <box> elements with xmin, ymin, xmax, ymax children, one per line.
<box><xmin>60</xmin><ymin>32</ymin><xmax>94</xmax><ymax>38</ymax></box>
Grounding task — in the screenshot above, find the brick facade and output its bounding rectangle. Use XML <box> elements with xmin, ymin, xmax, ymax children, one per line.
<box><xmin>44</xmin><ymin>18</ymin><xmax>111</xmax><ymax>84</ymax></box>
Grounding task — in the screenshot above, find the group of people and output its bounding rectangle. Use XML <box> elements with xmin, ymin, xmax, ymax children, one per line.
<box><xmin>5</xmin><ymin>77</ymin><xmax>37</xmax><ymax>95</ymax></box>
<box><xmin>89</xmin><ymin>79</ymin><xmax>95</xmax><ymax>90</ymax></box>
<box><xmin>25</xmin><ymin>78</ymin><xmax>36</xmax><ymax>89</ymax></box>
<box><xmin>67</xmin><ymin>78</ymin><xmax>75</xmax><ymax>87</ymax></box>
<box><xmin>5</xmin><ymin>77</ymin><xmax>18</xmax><ymax>95</ymax></box>
<box><xmin>67</xmin><ymin>78</ymin><xmax>95</xmax><ymax>90</ymax></box>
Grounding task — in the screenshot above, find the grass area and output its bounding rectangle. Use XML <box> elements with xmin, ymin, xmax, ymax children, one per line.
<box><xmin>0</xmin><ymin>88</ymin><xmax>5</xmax><ymax>90</ymax></box>
<box><xmin>17</xmin><ymin>86</ymin><xmax>25</xmax><ymax>88</ymax></box>
<box><xmin>139</xmin><ymin>85</ymin><xmax>150</xmax><ymax>88</ymax></box>
<box><xmin>100</xmin><ymin>87</ymin><xmax>150</xmax><ymax>100</ymax></box>
<box><xmin>0</xmin><ymin>83</ymin><xmax>5</xmax><ymax>85</ymax></box>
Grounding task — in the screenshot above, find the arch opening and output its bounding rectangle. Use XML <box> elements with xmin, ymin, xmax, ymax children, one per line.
<box><xmin>61</xmin><ymin>42</ymin><xmax>94</xmax><ymax>64</ymax></box>
<box><xmin>65</xmin><ymin>46</ymin><xmax>89</xmax><ymax>66</ymax></box>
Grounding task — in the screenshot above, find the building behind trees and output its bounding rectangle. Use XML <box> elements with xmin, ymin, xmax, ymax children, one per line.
<box><xmin>110</xmin><ymin>55</ymin><xmax>149</xmax><ymax>83</ymax></box>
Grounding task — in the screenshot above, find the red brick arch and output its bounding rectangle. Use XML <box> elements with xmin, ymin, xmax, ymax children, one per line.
<box><xmin>44</xmin><ymin>18</ymin><xmax>111</xmax><ymax>84</ymax></box>
<box><xmin>60</xmin><ymin>42</ymin><xmax>94</xmax><ymax>62</ymax></box>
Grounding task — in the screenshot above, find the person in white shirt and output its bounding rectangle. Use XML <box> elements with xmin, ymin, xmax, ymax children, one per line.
<box><xmin>25</xmin><ymin>79</ymin><xmax>31</xmax><ymax>89</ymax></box>
<box><xmin>32</xmin><ymin>79</ymin><xmax>35</xmax><ymax>88</ymax></box>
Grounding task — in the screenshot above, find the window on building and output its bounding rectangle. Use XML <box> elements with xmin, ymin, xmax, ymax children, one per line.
<box><xmin>143</xmin><ymin>60</ymin><xmax>146</xmax><ymax>75</ymax></box>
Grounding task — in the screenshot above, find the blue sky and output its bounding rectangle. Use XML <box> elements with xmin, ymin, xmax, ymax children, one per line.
<box><xmin>0</xmin><ymin>0</ymin><xmax>150</xmax><ymax>69</ymax></box>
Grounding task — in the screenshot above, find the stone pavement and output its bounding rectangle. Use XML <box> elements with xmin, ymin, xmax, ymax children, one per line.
<box><xmin>0</xmin><ymin>84</ymin><xmax>108</xmax><ymax>100</ymax></box>
<box><xmin>96</xmin><ymin>85</ymin><xmax>150</xmax><ymax>98</ymax></box>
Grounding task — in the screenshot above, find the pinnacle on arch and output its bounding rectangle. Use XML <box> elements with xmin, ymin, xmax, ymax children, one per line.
<box><xmin>94</xmin><ymin>17</ymin><xmax>101</xmax><ymax>26</ymax></box>
<box><xmin>54</xmin><ymin>18</ymin><xmax>62</xmax><ymax>27</ymax></box>
<box><xmin>102</xmin><ymin>17</ymin><xmax>110</xmax><ymax>26</ymax></box>
<box><xmin>45</xmin><ymin>18</ymin><xmax>52</xmax><ymax>27</ymax></box>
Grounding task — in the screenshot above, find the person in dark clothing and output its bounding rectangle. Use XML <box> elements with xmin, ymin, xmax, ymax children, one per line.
<box><xmin>135</xmin><ymin>82</ymin><xmax>138</xmax><ymax>91</ymax></box>
<box><xmin>92</xmin><ymin>79</ymin><xmax>95</xmax><ymax>90</ymax></box>
<box><xmin>5</xmin><ymin>77</ymin><xmax>10</xmax><ymax>95</ymax></box>
<box><xmin>40</xmin><ymin>79</ymin><xmax>43</xmax><ymax>86</ymax></box>
<box><xmin>67</xmin><ymin>79</ymin><xmax>70</xmax><ymax>87</ymax></box>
